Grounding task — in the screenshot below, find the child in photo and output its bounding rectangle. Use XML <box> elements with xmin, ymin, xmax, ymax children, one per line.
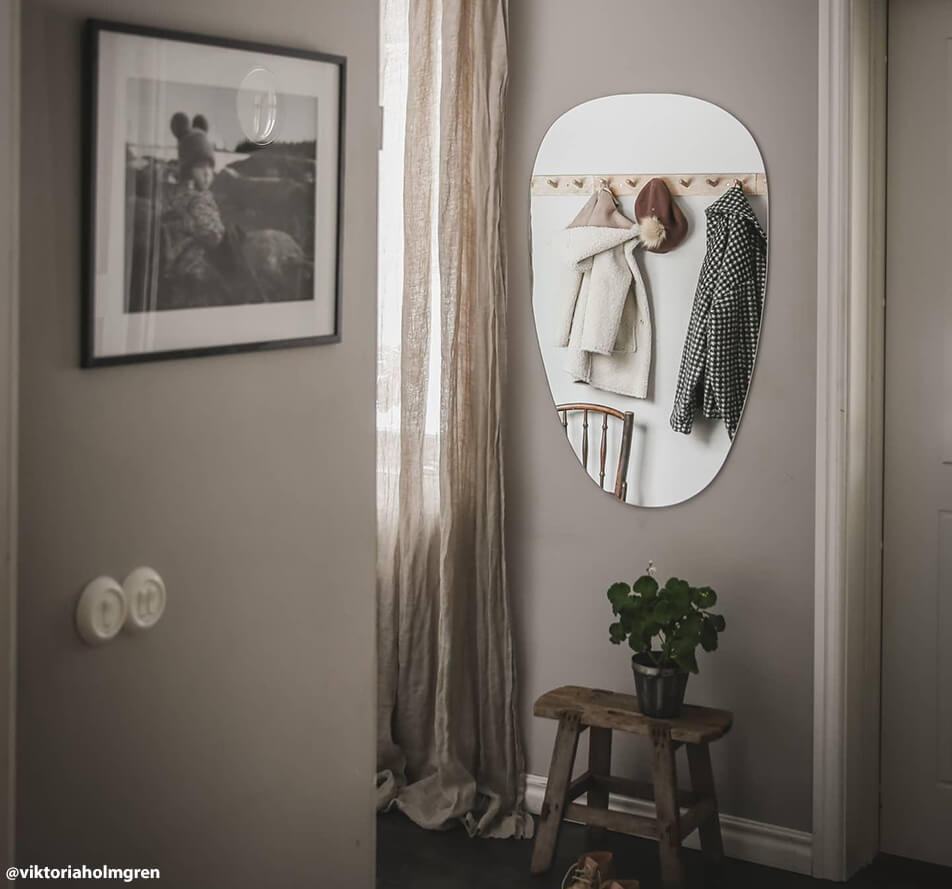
<box><xmin>161</xmin><ymin>112</ymin><xmax>228</xmax><ymax>307</ymax></box>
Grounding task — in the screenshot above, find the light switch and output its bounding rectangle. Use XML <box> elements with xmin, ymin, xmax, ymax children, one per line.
<box><xmin>76</xmin><ymin>576</ymin><xmax>127</xmax><ymax>645</ymax></box>
<box><xmin>122</xmin><ymin>567</ymin><xmax>166</xmax><ymax>632</ymax></box>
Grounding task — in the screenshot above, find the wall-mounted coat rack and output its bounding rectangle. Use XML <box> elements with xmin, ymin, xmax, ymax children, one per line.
<box><xmin>530</xmin><ymin>172</ymin><xmax>768</xmax><ymax>197</ymax></box>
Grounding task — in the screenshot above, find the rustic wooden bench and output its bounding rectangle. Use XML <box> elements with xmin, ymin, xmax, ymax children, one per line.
<box><xmin>530</xmin><ymin>685</ymin><xmax>733</xmax><ymax>889</ymax></box>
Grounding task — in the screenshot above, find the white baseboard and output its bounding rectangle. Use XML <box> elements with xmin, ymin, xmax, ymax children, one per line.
<box><xmin>524</xmin><ymin>774</ymin><xmax>812</xmax><ymax>876</ymax></box>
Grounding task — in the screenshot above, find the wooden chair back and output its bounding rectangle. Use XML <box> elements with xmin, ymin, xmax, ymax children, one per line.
<box><xmin>556</xmin><ymin>403</ymin><xmax>635</xmax><ymax>501</ymax></box>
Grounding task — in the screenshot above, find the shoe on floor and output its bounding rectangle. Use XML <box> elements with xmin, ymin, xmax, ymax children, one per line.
<box><xmin>561</xmin><ymin>851</ymin><xmax>614</xmax><ymax>888</ymax></box>
<box><xmin>604</xmin><ymin>882</ymin><xmax>640</xmax><ymax>889</ymax></box>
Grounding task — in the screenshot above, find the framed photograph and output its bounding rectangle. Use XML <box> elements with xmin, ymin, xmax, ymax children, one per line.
<box><xmin>82</xmin><ymin>20</ymin><xmax>345</xmax><ymax>366</ymax></box>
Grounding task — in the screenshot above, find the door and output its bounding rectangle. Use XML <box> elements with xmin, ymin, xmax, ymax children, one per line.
<box><xmin>882</xmin><ymin>0</ymin><xmax>952</xmax><ymax>866</ymax></box>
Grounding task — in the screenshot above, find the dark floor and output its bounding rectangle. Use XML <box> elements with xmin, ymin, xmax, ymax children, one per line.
<box><xmin>376</xmin><ymin>812</ymin><xmax>952</xmax><ymax>889</ymax></box>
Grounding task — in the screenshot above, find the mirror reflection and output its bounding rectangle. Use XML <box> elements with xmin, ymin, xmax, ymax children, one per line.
<box><xmin>530</xmin><ymin>94</ymin><xmax>769</xmax><ymax>507</ymax></box>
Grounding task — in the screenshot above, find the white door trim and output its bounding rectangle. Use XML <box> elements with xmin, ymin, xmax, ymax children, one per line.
<box><xmin>814</xmin><ymin>0</ymin><xmax>886</xmax><ymax>880</ymax></box>
<box><xmin>0</xmin><ymin>0</ymin><xmax>19</xmax><ymax>871</ymax></box>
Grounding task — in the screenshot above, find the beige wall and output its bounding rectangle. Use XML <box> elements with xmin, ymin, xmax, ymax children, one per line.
<box><xmin>506</xmin><ymin>0</ymin><xmax>818</xmax><ymax>831</ymax></box>
<box><xmin>17</xmin><ymin>1</ymin><xmax>377</xmax><ymax>885</ymax></box>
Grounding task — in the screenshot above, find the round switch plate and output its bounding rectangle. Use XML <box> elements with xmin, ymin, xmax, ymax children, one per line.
<box><xmin>122</xmin><ymin>567</ymin><xmax>166</xmax><ymax>632</ymax></box>
<box><xmin>76</xmin><ymin>576</ymin><xmax>127</xmax><ymax>645</ymax></box>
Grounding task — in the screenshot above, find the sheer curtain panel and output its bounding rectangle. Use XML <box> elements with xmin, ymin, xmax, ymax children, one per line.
<box><xmin>376</xmin><ymin>0</ymin><xmax>531</xmax><ymax>839</ymax></box>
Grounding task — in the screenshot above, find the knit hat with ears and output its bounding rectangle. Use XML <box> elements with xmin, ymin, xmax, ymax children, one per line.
<box><xmin>170</xmin><ymin>112</ymin><xmax>215</xmax><ymax>180</ymax></box>
<box><xmin>635</xmin><ymin>177</ymin><xmax>688</xmax><ymax>253</ymax></box>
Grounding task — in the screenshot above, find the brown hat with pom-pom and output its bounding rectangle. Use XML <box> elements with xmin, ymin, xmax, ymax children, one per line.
<box><xmin>170</xmin><ymin>112</ymin><xmax>215</xmax><ymax>179</ymax></box>
<box><xmin>634</xmin><ymin>178</ymin><xmax>688</xmax><ymax>253</ymax></box>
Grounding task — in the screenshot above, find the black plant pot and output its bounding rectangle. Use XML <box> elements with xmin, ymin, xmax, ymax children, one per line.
<box><xmin>631</xmin><ymin>653</ymin><xmax>689</xmax><ymax>718</ymax></box>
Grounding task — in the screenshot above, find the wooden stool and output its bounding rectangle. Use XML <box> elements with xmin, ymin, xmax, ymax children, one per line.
<box><xmin>530</xmin><ymin>685</ymin><xmax>733</xmax><ymax>889</ymax></box>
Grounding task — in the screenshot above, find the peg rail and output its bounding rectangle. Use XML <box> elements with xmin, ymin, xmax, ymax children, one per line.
<box><xmin>530</xmin><ymin>172</ymin><xmax>768</xmax><ymax>197</ymax></box>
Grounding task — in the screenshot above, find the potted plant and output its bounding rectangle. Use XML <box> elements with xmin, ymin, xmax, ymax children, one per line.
<box><xmin>607</xmin><ymin>568</ymin><xmax>726</xmax><ymax>718</ymax></box>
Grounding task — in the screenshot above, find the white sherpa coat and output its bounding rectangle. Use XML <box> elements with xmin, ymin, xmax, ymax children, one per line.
<box><xmin>552</xmin><ymin>208</ymin><xmax>652</xmax><ymax>399</ymax></box>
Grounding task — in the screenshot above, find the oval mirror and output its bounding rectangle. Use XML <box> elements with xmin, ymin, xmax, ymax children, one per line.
<box><xmin>530</xmin><ymin>94</ymin><xmax>768</xmax><ymax>507</ymax></box>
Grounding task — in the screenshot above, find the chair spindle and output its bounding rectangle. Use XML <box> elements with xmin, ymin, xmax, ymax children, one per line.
<box><xmin>599</xmin><ymin>414</ymin><xmax>609</xmax><ymax>489</ymax></box>
<box><xmin>581</xmin><ymin>410</ymin><xmax>589</xmax><ymax>469</ymax></box>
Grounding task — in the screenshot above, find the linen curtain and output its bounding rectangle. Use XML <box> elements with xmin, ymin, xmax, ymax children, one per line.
<box><xmin>376</xmin><ymin>0</ymin><xmax>532</xmax><ymax>839</ymax></box>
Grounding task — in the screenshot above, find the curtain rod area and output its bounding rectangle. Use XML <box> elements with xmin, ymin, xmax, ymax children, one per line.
<box><xmin>530</xmin><ymin>173</ymin><xmax>768</xmax><ymax>196</ymax></box>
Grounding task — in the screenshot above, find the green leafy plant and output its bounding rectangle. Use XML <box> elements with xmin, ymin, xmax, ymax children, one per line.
<box><xmin>608</xmin><ymin>573</ymin><xmax>726</xmax><ymax>674</ymax></box>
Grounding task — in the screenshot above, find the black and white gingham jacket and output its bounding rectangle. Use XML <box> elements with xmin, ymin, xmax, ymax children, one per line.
<box><xmin>669</xmin><ymin>185</ymin><xmax>767</xmax><ymax>440</ymax></box>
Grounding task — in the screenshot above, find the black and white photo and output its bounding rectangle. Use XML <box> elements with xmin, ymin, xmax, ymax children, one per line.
<box><xmin>83</xmin><ymin>21</ymin><xmax>345</xmax><ymax>365</ymax></box>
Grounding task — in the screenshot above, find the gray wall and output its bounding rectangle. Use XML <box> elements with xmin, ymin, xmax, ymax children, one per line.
<box><xmin>505</xmin><ymin>0</ymin><xmax>818</xmax><ymax>831</ymax></box>
<box><xmin>17</xmin><ymin>1</ymin><xmax>377</xmax><ymax>886</ymax></box>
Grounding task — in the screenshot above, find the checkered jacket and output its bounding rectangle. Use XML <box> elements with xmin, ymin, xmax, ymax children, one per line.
<box><xmin>669</xmin><ymin>186</ymin><xmax>767</xmax><ymax>439</ymax></box>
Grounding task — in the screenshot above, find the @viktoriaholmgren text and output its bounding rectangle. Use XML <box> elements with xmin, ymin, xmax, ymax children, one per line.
<box><xmin>6</xmin><ymin>866</ymin><xmax>160</xmax><ymax>881</ymax></box>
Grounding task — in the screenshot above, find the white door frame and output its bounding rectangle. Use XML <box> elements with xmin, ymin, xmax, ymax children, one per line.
<box><xmin>814</xmin><ymin>0</ymin><xmax>887</xmax><ymax>881</ymax></box>
<box><xmin>0</xmin><ymin>0</ymin><xmax>19</xmax><ymax>871</ymax></box>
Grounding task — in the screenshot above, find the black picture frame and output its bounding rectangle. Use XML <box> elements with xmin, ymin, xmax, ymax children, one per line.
<box><xmin>82</xmin><ymin>19</ymin><xmax>346</xmax><ymax>367</ymax></box>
